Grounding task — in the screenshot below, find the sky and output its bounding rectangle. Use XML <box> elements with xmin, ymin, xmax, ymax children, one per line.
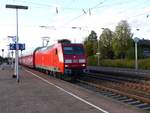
<box><xmin>0</xmin><ymin>0</ymin><xmax>150</xmax><ymax>57</ymax></box>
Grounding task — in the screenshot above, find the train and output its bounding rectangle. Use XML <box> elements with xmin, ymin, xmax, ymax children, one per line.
<box><xmin>19</xmin><ymin>39</ymin><xmax>86</xmax><ymax>80</ymax></box>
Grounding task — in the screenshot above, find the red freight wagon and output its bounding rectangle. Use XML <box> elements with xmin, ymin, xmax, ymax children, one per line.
<box><xmin>20</xmin><ymin>54</ymin><xmax>34</xmax><ymax>68</ymax></box>
<box><xmin>19</xmin><ymin>47</ymin><xmax>42</xmax><ymax>68</ymax></box>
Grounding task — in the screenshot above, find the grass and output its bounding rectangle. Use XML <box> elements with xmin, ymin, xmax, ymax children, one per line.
<box><xmin>87</xmin><ymin>56</ymin><xmax>150</xmax><ymax>70</ymax></box>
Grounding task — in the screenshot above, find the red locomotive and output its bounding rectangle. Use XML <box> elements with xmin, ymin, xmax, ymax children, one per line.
<box><xmin>20</xmin><ymin>39</ymin><xmax>86</xmax><ymax>80</ymax></box>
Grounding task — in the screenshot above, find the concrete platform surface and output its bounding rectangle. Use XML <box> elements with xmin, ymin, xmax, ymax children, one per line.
<box><xmin>0</xmin><ymin>65</ymin><xmax>145</xmax><ymax>113</ymax></box>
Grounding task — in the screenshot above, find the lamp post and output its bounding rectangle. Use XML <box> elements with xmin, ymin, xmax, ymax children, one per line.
<box><xmin>1</xmin><ymin>49</ymin><xmax>4</xmax><ymax>70</ymax></box>
<box><xmin>6</xmin><ymin>4</ymin><xmax>28</xmax><ymax>82</ymax></box>
<box><xmin>134</xmin><ymin>37</ymin><xmax>140</xmax><ymax>70</ymax></box>
<box><xmin>97</xmin><ymin>28</ymin><xmax>105</xmax><ymax>65</ymax></box>
<box><xmin>11</xmin><ymin>51</ymin><xmax>14</xmax><ymax>69</ymax></box>
<box><xmin>96</xmin><ymin>37</ymin><xmax>100</xmax><ymax>66</ymax></box>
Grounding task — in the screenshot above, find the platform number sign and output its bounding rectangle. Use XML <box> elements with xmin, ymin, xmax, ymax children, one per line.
<box><xmin>19</xmin><ymin>43</ymin><xmax>25</xmax><ymax>51</ymax></box>
<box><xmin>9</xmin><ymin>43</ymin><xmax>15</xmax><ymax>50</ymax></box>
<box><xmin>9</xmin><ymin>43</ymin><xmax>25</xmax><ymax>50</ymax></box>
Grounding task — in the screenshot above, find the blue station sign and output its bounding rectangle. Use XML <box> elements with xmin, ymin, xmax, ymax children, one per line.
<box><xmin>9</xmin><ymin>43</ymin><xmax>25</xmax><ymax>50</ymax></box>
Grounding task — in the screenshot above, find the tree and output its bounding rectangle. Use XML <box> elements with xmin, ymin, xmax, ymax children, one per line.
<box><xmin>83</xmin><ymin>30</ymin><xmax>98</xmax><ymax>56</ymax></box>
<box><xmin>99</xmin><ymin>28</ymin><xmax>114</xmax><ymax>59</ymax></box>
<box><xmin>112</xmin><ymin>20</ymin><xmax>133</xmax><ymax>58</ymax></box>
<box><xmin>84</xmin><ymin>37</ymin><xmax>94</xmax><ymax>56</ymax></box>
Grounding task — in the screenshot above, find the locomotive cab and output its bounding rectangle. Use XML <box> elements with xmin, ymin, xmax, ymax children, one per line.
<box><xmin>62</xmin><ymin>44</ymin><xmax>86</xmax><ymax>76</ymax></box>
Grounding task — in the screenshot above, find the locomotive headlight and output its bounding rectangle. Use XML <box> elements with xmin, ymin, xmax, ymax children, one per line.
<box><xmin>79</xmin><ymin>59</ymin><xmax>85</xmax><ymax>63</ymax></box>
<box><xmin>65</xmin><ymin>64</ymin><xmax>68</xmax><ymax>67</ymax></box>
<box><xmin>65</xmin><ymin>59</ymin><xmax>72</xmax><ymax>63</ymax></box>
<box><xmin>82</xmin><ymin>64</ymin><xmax>86</xmax><ymax>67</ymax></box>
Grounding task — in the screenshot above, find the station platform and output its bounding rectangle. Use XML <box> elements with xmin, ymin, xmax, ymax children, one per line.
<box><xmin>0</xmin><ymin>64</ymin><xmax>144</xmax><ymax>113</ymax></box>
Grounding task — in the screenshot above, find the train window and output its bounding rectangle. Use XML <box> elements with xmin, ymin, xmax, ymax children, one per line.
<box><xmin>64</xmin><ymin>47</ymin><xmax>73</xmax><ymax>50</ymax></box>
<box><xmin>55</xmin><ymin>49</ymin><xmax>58</xmax><ymax>55</ymax></box>
<box><xmin>63</xmin><ymin>46</ymin><xmax>84</xmax><ymax>55</ymax></box>
<box><xmin>74</xmin><ymin>46</ymin><xmax>84</xmax><ymax>55</ymax></box>
<box><xmin>64</xmin><ymin>47</ymin><xmax>73</xmax><ymax>54</ymax></box>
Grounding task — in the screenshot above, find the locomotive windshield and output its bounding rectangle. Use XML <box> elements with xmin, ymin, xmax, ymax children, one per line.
<box><xmin>63</xmin><ymin>46</ymin><xmax>84</xmax><ymax>55</ymax></box>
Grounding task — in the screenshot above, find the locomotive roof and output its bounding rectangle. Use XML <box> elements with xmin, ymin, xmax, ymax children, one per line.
<box><xmin>28</xmin><ymin>43</ymin><xmax>84</xmax><ymax>53</ymax></box>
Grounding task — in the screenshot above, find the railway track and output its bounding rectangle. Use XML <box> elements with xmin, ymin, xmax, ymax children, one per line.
<box><xmin>76</xmin><ymin>72</ymin><xmax>150</xmax><ymax>112</ymax></box>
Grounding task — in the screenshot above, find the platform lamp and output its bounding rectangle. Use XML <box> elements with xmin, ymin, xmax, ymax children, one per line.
<box><xmin>134</xmin><ymin>37</ymin><xmax>140</xmax><ymax>70</ymax></box>
<box><xmin>97</xmin><ymin>28</ymin><xmax>105</xmax><ymax>66</ymax></box>
<box><xmin>1</xmin><ymin>49</ymin><xmax>4</xmax><ymax>70</ymax></box>
<box><xmin>1</xmin><ymin>49</ymin><xmax>4</xmax><ymax>64</ymax></box>
<box><xmin>11</xmin><ymin>51</ymin><xmax>14</xmax><ymax>69</ymax></box>
<box><xmin>6</xmin><ymin>4</ymin><xmax>28</xmax><ymax>82</ymax></box>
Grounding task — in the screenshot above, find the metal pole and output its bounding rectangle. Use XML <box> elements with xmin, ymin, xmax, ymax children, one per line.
<box><xmin>11</xmin><ymin>51</ymin><xmax>14</xmax><ymax>69</ymax></box>
<box><xmin>135</xmin><ymin>42</ymin><xmax>138</xmax><ymax>70</ymax></box>
<box><xmin>98</xmin><ymin>40</ymin><xmax>100</xmax><ymax>66</ymax></box>
<box><xmin>16</xmin><ymin>8</ymin><xmax>19</xmax><ymax>82</ymax></box>
<box><xmin>20</xmin><ymin>50</ymin><xmax>22</xmax><ymax>69</ymax></box>
<box><xmin>1</xmin><ymin>49</ymin><xmax>4</xmax><ymax>70</ymax></box>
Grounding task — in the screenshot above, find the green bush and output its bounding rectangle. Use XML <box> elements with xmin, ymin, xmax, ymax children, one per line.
<box><xmin>139</xmin><ymin>58</ymin><xmax>150</xmax><ymax>70</ymax></box>
<box><xmin>99</xmin><ymin>59</ymin><xmax>134</xmax><ymax>68</ymax></box>
<box><xmin>87</xmin><ymin>55</ymin><xmax>98</xmax><ymax>66</ymax></box>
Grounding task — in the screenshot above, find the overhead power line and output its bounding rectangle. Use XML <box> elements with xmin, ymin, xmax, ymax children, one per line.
<box><xmin>7</xmin><ymin>0</ymin><xmax>150</xmax><ymax>32</ymax></box>
<box><xmin>91</xmin><ymin>0</ymin><xmax>105</xmax><ymax>9</ymax></box>
<box><xmin>59</xmin><ymin>13</ymin><xmax>85</xmax><ymax>28</ymax></box>
<box><xmin>14</xmin><ymin>0</ymin><xmax>84</xmax><ymax>10</ymax></box>
<box><xmin>14</xmin><ymin>0</ymin><xmax>54</xmax><ymax>7</ymax></box>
